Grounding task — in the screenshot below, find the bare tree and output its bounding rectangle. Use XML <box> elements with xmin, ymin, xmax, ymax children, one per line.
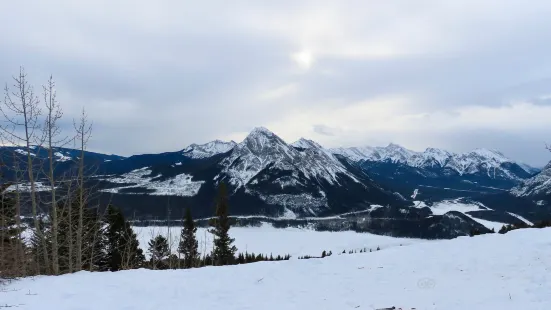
<box><xmin>0</xmin><ymin>67</ymin><xmax>49</xmax><ymax>274</ymax></box>
<box><xmin>73</xmin><ymin>109</ymin><xmax>92</xmax><ymax>270</ymax></box>
<box><xmin>42</xmin><ymin>76</ymin><xmax>69</xmax><ymax>275</ymax></box>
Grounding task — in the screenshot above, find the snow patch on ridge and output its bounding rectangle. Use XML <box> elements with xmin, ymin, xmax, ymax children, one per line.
<box><xmin>332</xmin><ymin>143</ymin><xmax>534</xmax><ymax>179</ymax></box>
<box><xmin>183</xmin><ymin>140</ymin><xmax>236</xmax><ymax>159</ymax></box>
<box><xmin>101</xmin><ymin>167</ymin><xmax>203</xmax><ymax>196</ymax></box>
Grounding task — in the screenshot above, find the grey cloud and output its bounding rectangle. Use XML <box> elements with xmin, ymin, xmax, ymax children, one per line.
<box><xmin>1</xmin><ymin>0</ymin><xmax>550</xmax><ymax>166</ymax></box>
<box><xmin>313</xmin><ymin>124</ymin><xmax>339</xmax><ymax>136</ymax></box>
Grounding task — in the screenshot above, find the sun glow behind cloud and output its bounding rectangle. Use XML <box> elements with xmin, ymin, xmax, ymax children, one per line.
<box><xmin>1</xmin><ymin>0</ymin><xmax>551</xmax><ymax>165</ymax></box>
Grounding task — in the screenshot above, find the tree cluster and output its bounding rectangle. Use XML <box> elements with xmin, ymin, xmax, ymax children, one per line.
<box><xmin>0</xmin><ymin>68</ymin><xmax>95</xmax><ymax>277</ymax></box>
<box><xmin>143</xmin><ymin>184</ymin><xmax>291</xmax><ymax>270</ymax></box>
<box><xmin>498</xmin><ymin>220</ymin><xmax>551</xmax><ymax>234</ymax></box>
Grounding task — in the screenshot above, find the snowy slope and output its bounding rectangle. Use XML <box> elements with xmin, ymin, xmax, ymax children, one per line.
<box><xmin>100</xmin><ymin>167</ymin><xmax>204</xmax><ymax>196</ymax></box>
<box><xmin>182</xmin><ymin>140</ymin><xmax>237</xmax><ymax>159</ymax></box>
<box><xmin>133</xmin><ymin>223</ymin><xmax>424</xmax><ymax>259</ymax></box>
<box><xmin>512</xmin><ymin>161</ymin><xmax>551</xmax><ymax>200</ymax></box>
<box><xmin>216</xmin><ymin>127</ymin><xmax>393</xmax><ymax>216</ymax></box>
<box><xmin>4</xmin><ymin>228</ymin><xmax>551</xmax><ymax>310</ymax></box>
<box><xmin>221</xmin><ymin>127</ymin><xmax>358</xmax><ymax>187</ymax></box>
<box><xmin>332</xmin><ymin>144</ymin><xmax>535</xmax><ymax>179</ymax></box>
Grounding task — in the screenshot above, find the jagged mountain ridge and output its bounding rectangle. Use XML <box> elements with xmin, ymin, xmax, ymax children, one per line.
<box><xmin>182</xmin><ymin>140</ymin><xmax>237</xmax><ymax>159</ymax></box>
<box><xmin>96</xmin><ymin>129</ymin><xmax>536</xmax><ymax>206</ymax></box>
<box><xmin>512</xmin><ymin>161</ymin><xmax>551</xmax><ymax>203</ymax></box>
<box><xmin>97</xmin><ymin>127</ymin><xmax>407</xmax><ymax>218</ymax></box>
<box><xmin>4</xmin><ymin>128</ymin><xmax>550</xmax><ymax>238</ymax></box>
<box><xmin>330</xmin><ymin>144</ymin><xmax>536</xmax><ymax>180</ymax></box>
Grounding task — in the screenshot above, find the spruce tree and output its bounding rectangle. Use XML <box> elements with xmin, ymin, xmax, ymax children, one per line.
<box><xmin>210</xmin><ymin>182</ymin><xmax>237</xmax><ymax>266</ymax></box>
<box><xmin>104</xmin><ymin>205</ymin><xmax>144</xmax><ymax>271</ymax></box>
<box><xmin>178</xmin><ymin>208</ymin><xmax>199</xmax><ymax>269</ymax></box>
<box><xmin>148</xmin><ymin>235</ymin><xmax>170</xmax><ymax>270</ymax></box>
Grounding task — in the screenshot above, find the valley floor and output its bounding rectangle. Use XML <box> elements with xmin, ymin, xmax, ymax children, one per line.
<box><xmin>133</xmin><ymin>223</ymin><xmax>425</xmax><ymax>258</ymax></box>
<box><xmin>3</xmin><ymin>228</ymin><xmax>550</xmax><ymax>310</ymax></box>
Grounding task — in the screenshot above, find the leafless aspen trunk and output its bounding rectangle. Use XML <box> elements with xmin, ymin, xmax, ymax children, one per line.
<box><xmin>63</xmin><ymin>178</ymin><xmax>75</xmax><ymax>273</ymax></box>
<box><xmin>74</xmin><ymin>108</ymin><xmax>92</xmax><ymax>270</ymax></box>
<box><xmin>42</xmin><ymin>76</ymin><xmax>66</xmax><ymax>275</ymax></box>
<box><xmin>0</xmin><ymin>67</ymin><xmax>49</xmax><ymax>274</ymax></box>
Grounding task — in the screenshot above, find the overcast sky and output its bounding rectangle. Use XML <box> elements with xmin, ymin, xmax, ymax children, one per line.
<box><xmin>1</xmin><ymin>0</ymin><xmax>551</xmax><ymax>166</ymax></box>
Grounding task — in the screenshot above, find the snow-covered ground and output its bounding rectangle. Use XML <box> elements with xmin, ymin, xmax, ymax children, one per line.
<box><xmin>100</xmin><ymin>167</ymin><xmax>204</xmax><ymax>196</ymax></box>
<box><xmin>412</xmin><ymin>199</ymin><xmax>516</xmax><ymax>231</ymax></box>
<box><xmin>413</xmin><ymin>199</ymin><xmax>486</xmax><ymax>215</ymax></box>
<box><xmin>133</xmin><ymin>223</ymin><xmax>423</xmax><ymax>258</ymax></box>
<box><xmin>3</xmin><ymin>228</ymin><xmax>550</xmax><ymax>309</ymax></box>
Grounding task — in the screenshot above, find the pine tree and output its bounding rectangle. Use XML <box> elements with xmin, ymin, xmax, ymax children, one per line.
<box><xmin>321</xmin><ymin>250</ymin><xmax>327</xmax><ymax>258</ymax></box>
<box><xmin>210</xmin><ymin>182</ymin><xmax>237</xmax><ymax>266</ymax></box>
<box><xmin>178</xmin><ymin>208</ymin><xmax>199</xmax><ymax>269</ymax></box>
<box><xmin>148</xmin><ymin>235</ymin><xmax>170</xmax><ymax>270</ymax></box>
<box><xmin>104</xmin><ymin>205</ymin><xmax>144</xmax><ymax>271</ymax></box>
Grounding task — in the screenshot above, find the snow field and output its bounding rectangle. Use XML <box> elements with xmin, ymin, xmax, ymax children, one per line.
<box><xmin>3</xmin><ymin>228</ymin><xmax>550</xmax><ymax>310</ymax></box>
<box><xmin>133</xmin><ymin>223</ymin><xmax>425</xmax><ymax>258</ymax></box>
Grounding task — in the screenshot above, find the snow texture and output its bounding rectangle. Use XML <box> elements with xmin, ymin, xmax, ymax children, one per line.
<box><xmin>14</xmin><ymin>149</ymin><xmax>36</xmax><ymax>157</ymax></box>
<box><xmin>182</xmin><ymin>140</ymin><xmax>237</xmax><ymax>159</ymax></box>
<box><xmin>331</xmin><ymin>143</ymin><xmax>535</xmax><ymax>178</ymax></box>
<box><xmin>54</xmin><ymin>151</ymin><xmax>72</xmax><ymax>162</ymax></box>
<box><xmin>3</xmin><ymin>228</ymin><xmax>551</xmax><ymax>310</ymax></box>
<box><xmin>512</xmin><ymin>161</ymin><xmax>551</xmax><ymax>197</ymax></box>
<box><xmin>133</xmin><ymin>223</ymin><xmax>422</xmax><ymax>259</ymax></box>
<box><xmin>221</xmin><ymin>127</ymin><xmax>360</xmax><ymax>188</ymax></box>
<box><xmin>101</xmin><ymin>167</ymin><xmax>203</xmax><ymax>196</ymax></box>
<box><xmin>414</xmin><ymin>199</ymin><xmax>487</xmax><ymax>216</ymax></box>
<box><xmin>5</xmin><ymin>182</ymin><xmax>54</xmax><ymax>193</ymax></box>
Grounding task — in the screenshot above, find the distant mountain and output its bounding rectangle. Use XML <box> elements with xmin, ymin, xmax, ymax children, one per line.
<box><xmin>0</xmin><ymin>146</ymin><xmax>125</xmax><ymax>180</ymax></box>
<box><xmin>329</xmin><ymin>143</ymin><xmax>538</xmax><ymax>201</ymax></box>
<box><xmin>98</xmin><ymin>127</ymin><xmax>407</xmax><ymax>219</ymax></box>
<box><xmin>3</xmin><ymin>129</ymin><xmax>549</xmax><ymax>239</ymax></box>
<box><xmin>511</xmin><ymin>161</ymin><xmax>551</xmax><ymax>205</ymax></box>
<box><xmin>182</xmin><ymin>140</ymin><xmax>236</xmax><ymax>159</ymax></box>
<box><xmin>331</xmin><ymin>144</ymin><xmax>536</xmax><ymax>179</ymax></box>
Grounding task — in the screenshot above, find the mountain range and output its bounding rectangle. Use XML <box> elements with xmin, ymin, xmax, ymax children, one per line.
<box><xmin>1</xmin><ymin>127</ymin><xmax>550</xmax><ymax>239</ymax></box>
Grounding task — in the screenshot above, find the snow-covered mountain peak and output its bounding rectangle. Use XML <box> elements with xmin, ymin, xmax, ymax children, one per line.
<box><xmin>183</xmin><ymin>140</ymin><xmax>236</xmax><ymax>159</ymax></box>
<box><xmin>377</xmin><ymin>143</ymin><xmax>417</xmax><ymax>163</ymax></box>
<box><xmin>333</xmin><ymin>142</ymin><xmax>535</xmax><ymax>179</ymax></box>
<box><xmin>424</xmin><ymin>147</ymin><xmax>451</xmax><ymax>156</ymax></box>
<box><xmin>219</xmin><ymin>127</ymin><xmax>364</xmax><ymax>201</ymax></box>
<box><xmin>329</xmin><ymin>146</ymin><xmax>378</xmax><ymax>162</ymax></box>
<box><xmin>242</xmin><ymin>127</ymin><xmax>288</xmax><ymax>154</ymax></box>
<box><xmin>248</xmin><ymin>126</ymin><xmax>276</xmax><ymax>138</ymax></box>
<box><xmin>291</xmin><ymin>138</ymin><xmax>323</xmax><ymax>149</ymax></box>
<box><xmin>512</xmin><ymin>160</ymin><xmax>551</xmax><ymax>197</ymax></box>
<box><xmin>469</xmin><ymin>148</ymin><xmax>509</xmax><ymax>163</ymax></box>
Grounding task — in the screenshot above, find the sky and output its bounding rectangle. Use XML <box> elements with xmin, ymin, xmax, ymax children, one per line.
<box><xmin>1</xmin><ymin>0</ymin><xmax>551</xmax><ymax>166</ymax></box>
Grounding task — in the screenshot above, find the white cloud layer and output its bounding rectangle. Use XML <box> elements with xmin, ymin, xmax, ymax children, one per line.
<box><xmin>1</xmin><ymin>0</ymin><xmax>551</xmax><ymax>165</ymax></box>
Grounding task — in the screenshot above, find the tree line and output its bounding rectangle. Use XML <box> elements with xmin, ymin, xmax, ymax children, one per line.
<box><xmin>0</xmin><ymin>68</ymin><xmax>290</xmax><ymax>280</ymax></box>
